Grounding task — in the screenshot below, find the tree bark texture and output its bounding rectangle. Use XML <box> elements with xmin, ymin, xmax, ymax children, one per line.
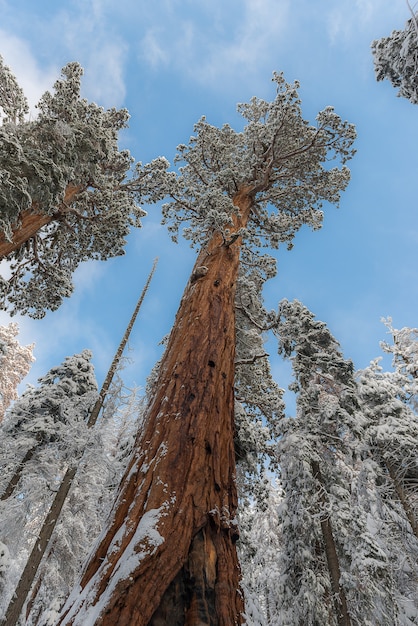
<box><xmin>311</xmin><ymin>460</ymin><xmax>351</xmax><ymax>626</ymax></box>
<box><xmin>0</xmin><ymin>183</ymin><xmax>82</xmax><ymax>258</ymax></box>
<box><xmin>58</xmin><ymin>189</ymin><xmax>253</xmax><ymax>626</ymax></box>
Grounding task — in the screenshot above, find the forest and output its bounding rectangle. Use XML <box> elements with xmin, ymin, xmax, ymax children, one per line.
<box><xmin>1</xmin><ymin>6</ymin><xmax>418</xmax><ymax>626</ymax></box>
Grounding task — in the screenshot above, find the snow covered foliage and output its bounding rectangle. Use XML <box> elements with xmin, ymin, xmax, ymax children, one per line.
<box><xmin>0</xmin><ymin>350</ymin><xmax>98</xmax><ymax>619</ymax></box>
<box><xmin>0</xmin><ymin>57</ymin><xmax>147</xmax><ymax>317</ymax></box>
<box><xmin>25</xmin><ymin>383</ymin><xmax>143</xmax><ymax>626</ymax></box>
<box><xmin>356</xmin><ymin>357</ymin><xmax>418</xmax><ymax>622</ymax></box>
<box><xmin>380</xmin><ymin>317</ymin><xmax>418</xmax><ymax>411</ymax></box>
<box><xmin>274</xmin><ymin>300</ymin><xmax>395</xmax><ymax>626</ymax></box>
<box><xmin>0</xmin><ymin>541</ymin><xmax>10</xmax><ymax>584</ymax></box>
<box><xmin>0</xmin><ymin>349</ymin><xmax>97</xmax><ymax>451</ymax></box>
<box><xmin>137</xmin><ymin>72</ymin><xmax>356</xmax><ymax>251</ymax></box>
<box><xmin>372</xmin><ymin>11</ymin><xmax>418</xmax><ymax>103</ymax></box>
<box><xmin>0</xmin><ymin>322</ymin><xmax>34</xmax><ymax>421</ymax></box>
<box><xmin>235</xmin><ymin>251</ymin><xmax>284</xmax><ymax>476</ymax></box>
<box><xmin>238</xmin><ymin>481</ymin><xmax>283</xmax><ymax>626</ymax></box>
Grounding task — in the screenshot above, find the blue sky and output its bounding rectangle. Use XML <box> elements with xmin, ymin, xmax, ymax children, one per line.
<box><xmin>1</xmin><ymin>0</ymin><xmax>417</xmax><ymax>411</ymax></box>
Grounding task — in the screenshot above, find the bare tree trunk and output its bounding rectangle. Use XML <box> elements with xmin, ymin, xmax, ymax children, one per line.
<box><xmin>58</xmin><ymin>188</ymin><xmax>253</xmax><ymax>626</ymax></box>
<box><xmin>87</xmin><ymin>257</ymin><xmax>158</xmax><ymax>427</ymax></box>
<box><xmin>311</xmin><ymin>460</ymin><xmax>351</xmax><ymax>626</ymax></box>
<box><xmin>2</xmin><ymin>262</ymin><xmax>157</xmax><ymax>626</ymax></box>
<box><xmin>0</xmin><ymin>183</ymin><xmax>82</xmax><ymax>258</ymax></box>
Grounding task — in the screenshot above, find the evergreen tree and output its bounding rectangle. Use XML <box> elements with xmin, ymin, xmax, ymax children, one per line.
<box><xmin>0</xmin><ymin>57</ymin><xmax>151</xmax><ymax>317</ymax></box>
<box><xmin>25</xmin><ymin>380</ymin><xmax>143</xmax><ymax>626</ymax></box>
<box><xmin>356</xmin><ymin>348</ymin><xmax>418</xmax><ymax>622</ymax></box>
<box><xmin>0</xmin><ymin>351</ymin><xmax>98</xmax><ymax>622</ymax></box>
<box><xmin>2</xmin><ymin>262</ymin><xmax>156</xmax><ymax>625</ymax></box>
<box><xmin>57</xmin><ymin>73</ymin><xmax>355</xmax><ymax>625</ymax></box>
<box><xmin>274</xmin><ymin>300</ymin><xmax>394</xmax><ymax>626</ymax></box>
<box><xmin>0</xmin><ymin>322</ymin><xmax>34</xmax><ymax>421</ymax></box>
<box><xmin>237</xmin><ymin>480</ymin><xmax>283</xmax><ymax>626</ymax></box>
<box><xmin>371</xmin><ymin>9</ymin><xmax>418</xmax><ymax>104</ymax></box>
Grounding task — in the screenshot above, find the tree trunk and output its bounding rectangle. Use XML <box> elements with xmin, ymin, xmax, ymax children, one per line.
<box><xmin>0</xmin><ymin>183</ymin><xmax>82</xmax><ymax>258</ymax></box>
<box><xmin>385</xmin><ymin>457</ymin><xmax>418</xmax><ymax>540</ymax></box>
<box><xmin>0</xmin><ymin>444</ymin><xmax>38</xmax><ymax>501</ymax></box>
<box><xmin>2</xmin><ymin>466</ymin><xmax>77</xmax><ymax>626</ymax></box>
<box><xmin>311</xmin><ymin>460</ymin><xmax>351</xmax><ymax>626</ymax></box>
<box><xmin>87</xmin><ymin>258</ymin><xmax>158</xmax><ymax>428</ymax></box>
<box><xmin>58</xmin><ymin>188</ymin><xmax>253</xmax><ymax>626</ymax></box>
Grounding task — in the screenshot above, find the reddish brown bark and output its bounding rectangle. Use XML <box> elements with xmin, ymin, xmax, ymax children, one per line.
<box><xmin>59</xmin><ymin>188</ymin><xmax>253</xmax><ymax>626</ymax></box>
<box><xmin>0</xmin><ymin>183</ymin><xmax>82</xmax><ymax>258</ymax></box>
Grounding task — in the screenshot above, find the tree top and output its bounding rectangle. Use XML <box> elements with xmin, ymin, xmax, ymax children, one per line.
<box><xmin>137</xmin><ymin>72</ymin><xmax>356</xmax><ymax>253</ymax></box>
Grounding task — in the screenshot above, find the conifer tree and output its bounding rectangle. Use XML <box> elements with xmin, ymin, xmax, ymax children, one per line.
<box><xmin>274</xmin><ymin>300</ymin><xmax>394</xmax><ymax>626</ymax></box>
<box><xmin>2</xmin><ymin>262</ymin><xmax>156</xmax><ymax>626</ymax></box>
<box><xmin>58</xmin><ymin>73</ymin><xmax>356</xmax><ymax>625</ymax></box>
<box><xmin>356</xmin><ymin>336</ymin><xmax>418</xmax><ymax>621</ymax></box>
<box><xmin>0</xmin><ymin>57</ymin><xmax>151</xmax><ymax>318</ymax></box>
<box><xmin>0</xmin><ymin>322</ymin><xmax>34</xmax><ymax>421</ymax></box>
<box><xmin>0</xmin><ymin>351</ymin><xmax>98</xmax><ymax>623</ymax></box>
<box><xmin>371</xmin><ymin>9</ymin><xmax>418</xmax><ymax>104</ymax></box>
<box><xmin>25</xmin><ymin>379</ymin><xmax>143</xmax><ymax>626</ymax></box>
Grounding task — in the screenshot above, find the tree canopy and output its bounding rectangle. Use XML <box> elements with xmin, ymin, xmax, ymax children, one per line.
<box><xmin>139</xmin><ymin>72</ymin><xmax>356</xmax><ymax>255</ymax></box>
<box><xmin>372</xmin><ymin>10</ymin><xmax>418</xmax><ymax>103</ymax></box>
<box><xmin>0</xmin><ymin>58</ymin><xmax>146</xmax><ymax>318</ymax></box>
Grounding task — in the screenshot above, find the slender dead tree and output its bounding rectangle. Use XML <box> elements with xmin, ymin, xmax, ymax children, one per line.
<box><xmin>58</xmin><ymin>73</ymin><xmax>356</xmax><ymax>625</ymax></box>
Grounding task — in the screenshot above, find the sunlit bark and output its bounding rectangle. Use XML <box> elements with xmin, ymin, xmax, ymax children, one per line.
<box><xmin>0</xmin><ymin>183</ymin><xmax>82</xmax><ymax>258</ymax></box>
<box><xmin>59</xmin><ymin>188</ymin><xmax>253</xmax><ymax>626</ymax></box>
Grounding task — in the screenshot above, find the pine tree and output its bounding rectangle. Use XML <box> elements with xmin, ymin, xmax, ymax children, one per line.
<box><xmin>25</xmin><ymin>379</ymin><xmax>143</xmax><ymax>626</ymax></box>
<box><xmin>356</xmin><ymin>351</ymin><xmax>418</xmax><ymax>622</ymax></box>
<box><xmin>1</xmin><ymin>262</ymin><xmax>156</xmax><ymax>625</ymax></box>
<box><xmin>0</xmin><ymin>351</ymin><xmax>98</xmax><ymax>623</ymax></box>
<box><xmin>274</xmin><ymin>300</ymin><xmax>394</xmax><ymax>626</ymax></box>
<box><xmin>0</xmin><ymin>57</ymin><xmax>152</xmax><ymax>318</ymax></box>
<box><xmin>237</xmin><ymin>480</ymin><xmax>283</xmax><ymax>626</ymax></box>
<box><xmin>0</xmin><ymin>322</ymin><xmax>34</xmax><ymax>422</ymax></box>
<box><xmin>58</xmin><ymin>73</ymin><xmax>356</xmax><ymax>625</ymax></box>
<box><xmin>371</xmin><ymin>9</ymin><xmax>418</xmax><ymax>104</ymax></box>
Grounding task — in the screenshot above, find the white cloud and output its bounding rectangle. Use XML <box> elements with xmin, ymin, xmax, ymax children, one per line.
<box><xmin>36</xmin><ymin>1</ymin><xmax>128</xmax><ymax>108</ymax></box>
<box><xmin>194</xmin><ymin>0</ymin><xmax>290</xmax><ymax>83</ymax></box>
<box><xmin>0</xmin><ymin>30</ymin><xmax>58</xmax><ymax>112</ymax></box>
<box><xmin>136</xmin><ymin>0</ymin><xmax>291</xmax><ymax>92</ymax></box>
<box><xmin>140</xmin><ymin>29</ymin><xmax>169</xmax><ymax>68</ymax></box>
<box><xmin>326</xmin><ymin>1</ymin><xmax>409</xmax><ymax>44</ymax></box>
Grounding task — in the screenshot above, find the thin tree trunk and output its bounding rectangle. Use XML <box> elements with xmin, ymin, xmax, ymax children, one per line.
<box><xmin>2</xmin><ymin>262</ymin><xmax>157</xmax><ymax>626</ymax></box>
<box><xmin>0</xmin><ymin>444</ymin><xmax>38</xmax><ymax>501</ymax></box>
<box><xmin>2</xmin><ymin>467</ymin><xmax>77</xmax><ymax>626</ymax></box>
<box><xmin>311</xmin><ymin>460</ymin><xmax>351</xmax><ymax>626</ymax></box>
<box><xmin>0</xmin><ymin>183</ymin><xmax>82</xmax><ymax>258</ymax></box>
<box><xmin>58</xmin><ymin>188</ymin><xmax>253</xmax><ymax>626</ymax></box>
<box><xmin>87</xmin><ymin>257</ymin><xmax>158</xmax><ymax>427</ymax></box>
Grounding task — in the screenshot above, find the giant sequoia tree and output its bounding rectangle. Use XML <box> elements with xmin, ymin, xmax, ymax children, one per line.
<box><xmin>0</xmin><ymin>57</ymin><xmax>147</xmax><ymax>317</ymax></box>
<box><xmin>58</xmin><ymin>73</ymin><xmax>356</xmax><ymax>625</ymax></box>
